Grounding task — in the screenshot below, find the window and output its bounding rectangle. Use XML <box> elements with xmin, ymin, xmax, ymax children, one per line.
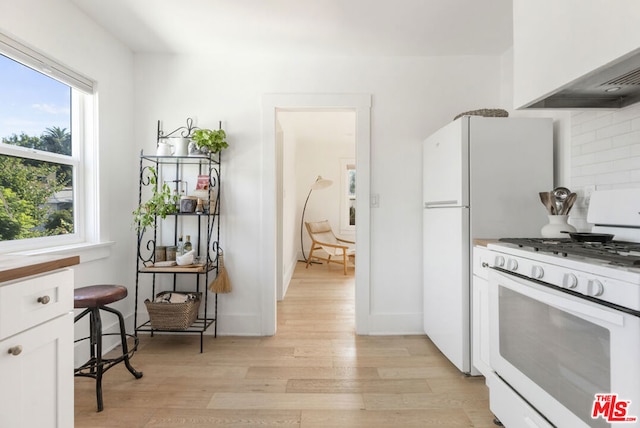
<box><xmin>340</xmin><ymin>159</ymin><xmax>355</xmax><ymax>233</ymax></box>
<box><xmin>0</xmin><ymin>33</ymin><xmax>94</xmax><ymax>252</ymax></box>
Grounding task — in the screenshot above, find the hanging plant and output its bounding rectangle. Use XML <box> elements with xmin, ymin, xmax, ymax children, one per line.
<box><xmin>132</xmin><ymin>166</ymin><xmax>178</xmax><ymax>231</ymax></box>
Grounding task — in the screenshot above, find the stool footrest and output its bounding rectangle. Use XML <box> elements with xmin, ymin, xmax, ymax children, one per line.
<box><xmin>74</xmin><ymin>333</ymin><xmax>141</xmax><ymax>377</ymax></box>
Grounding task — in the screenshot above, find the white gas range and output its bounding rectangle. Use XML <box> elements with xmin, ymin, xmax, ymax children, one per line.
<box><xmin>485</xmin><ymin>189</ymin><xmax>640</xmax><ymax>428</ymax></box>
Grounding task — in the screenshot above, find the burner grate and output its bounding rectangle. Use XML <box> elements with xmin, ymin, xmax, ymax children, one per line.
<box><xmin>499</xmin><ymin>238</ymin><xmax>640</xmax><ymax>266</ymax></box>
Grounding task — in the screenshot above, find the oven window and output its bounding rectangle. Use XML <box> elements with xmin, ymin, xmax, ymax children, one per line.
<box><xmin>499</xmin><ymin>286</ymin><xmax>611</xmax><ymax>428</ymax></box>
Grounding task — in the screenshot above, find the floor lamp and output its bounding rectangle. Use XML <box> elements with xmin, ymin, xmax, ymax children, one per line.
<box><xmin>300</xmin><ymin>175</ymin><xmax>333</xmax><ymax>262</ymax></box>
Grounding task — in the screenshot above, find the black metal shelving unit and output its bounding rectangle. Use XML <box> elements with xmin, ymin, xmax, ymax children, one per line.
<box><xmin>133</xmin><ymin>119</ymin><xmax>221</xmax><ymax>353</ymax></box>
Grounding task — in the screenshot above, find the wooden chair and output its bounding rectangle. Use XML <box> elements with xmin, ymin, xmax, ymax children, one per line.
<box><xmin>305</xmin><ymin>220</ymin><xmax>355</xmax><ymax>275</ymax></box>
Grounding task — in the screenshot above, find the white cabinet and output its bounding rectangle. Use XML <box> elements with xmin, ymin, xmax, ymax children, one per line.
<box><xmin>513</xmin><ymin>0</ymin><xmax>640</xmax><ymax>109</ymax></box>
<box><xmin>472</xmin><ymin>246</ymin><xmax>491</xmax><ymax>376</ymax></box>
<box><xmin>0</xmin><ymin>269</ymin><xmax>74</xmax><ymax>428</ymax></box>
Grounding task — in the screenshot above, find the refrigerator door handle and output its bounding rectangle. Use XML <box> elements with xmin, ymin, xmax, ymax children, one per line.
<box><xmin>424</xmin><ymin>201</ymin><xmax>467</xmax><ymax>208</ymax></box>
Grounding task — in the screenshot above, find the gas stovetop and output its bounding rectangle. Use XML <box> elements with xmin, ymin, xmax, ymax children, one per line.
<box><xmin>499</xmin><ymin>238</ymin><xmax>640</xmax><ymax>267</ymax></box>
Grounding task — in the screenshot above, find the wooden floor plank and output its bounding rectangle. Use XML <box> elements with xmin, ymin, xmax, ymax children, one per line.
<box><xmin>74</xmin><ymin>261</ymin><xmax>493</xmax><ymax>427</ymax></box>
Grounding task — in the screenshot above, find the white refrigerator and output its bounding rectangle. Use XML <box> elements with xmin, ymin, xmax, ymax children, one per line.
<box><xmin>423</xmin><ymin>116</ymin><xmax>553</xmax><ymax>374</ymax></box>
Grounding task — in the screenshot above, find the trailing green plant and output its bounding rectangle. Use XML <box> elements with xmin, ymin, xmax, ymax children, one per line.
<box><xmin>132</xmin><ymin>166</ymin><xmax>178</xmax><ymax>231</ymax></box>
<box><xmin>190</xmin><ymin>128</ymin><xmax>228</xmax><ymax>153</ymax></box>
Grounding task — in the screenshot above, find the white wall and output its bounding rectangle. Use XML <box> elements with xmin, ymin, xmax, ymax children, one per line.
<box><xmin>1</xmin><ymin>1</ymin><xmax>532</xmax><ymax>337</ymax></box>
<box><xmin>133</xmin><ymin>53</ymin><xmax>506</xmax><ymax>335</ymax></box>
<box><xmin>1</xmin><ymin>0</ymin><xmax>137</xmax><ymax>356</ymax></box>
<box><xmin>280</xmin><ymin>121</ymin><xmax>297</xmax><ymax>298</ymax></box>
<box><xmin>568</xmin><ymin>103</ymin><xmax>640</xmax><ymax>230</ymax></box>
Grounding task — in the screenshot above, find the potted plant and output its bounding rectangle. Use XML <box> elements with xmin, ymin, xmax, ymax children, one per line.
<box><xmin>190</xmin><ymin>128</ymin><xmax>228</xmax><ymax>154</ymax></box>
<box><xmin>132</xmin><ymin>166</ymin><xmax>178</xmax><ymax>231</ymax></box>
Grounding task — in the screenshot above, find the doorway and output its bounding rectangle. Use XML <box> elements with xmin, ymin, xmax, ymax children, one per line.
<box><xmin>277</xmin><ymin>109</ymin><xmax>355</xmax><ymax>297</ymax></box>
<box><xmin>261</xmin><ymin>94</ymin><xmax>372</xmax><ymax>336</ymax></box>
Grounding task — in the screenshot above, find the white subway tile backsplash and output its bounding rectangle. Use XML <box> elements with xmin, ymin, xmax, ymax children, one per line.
<box><xmin>580</xmin><ymin>161</ymin><xmax>617</xmax><ymax>176</ymax></box>
<box><xmin>597</xmin><ymin>146</ymin><xmax>632</xmax><ymax>162</ymax></box>
<box><xmin>597</xmin><ymin>170</ymin><xmax>632</xmax><ymax>185</ymax></box>
<box><xmin>571</xmin><ymin>130</ymin><xmax>596</xmax><ymax>146</ymax></box>
<box><xmin>570</xmin><ymin>103</ymin><xmax>640</xmax><ymax>229</ymax></box>
<box><xmin>595</xmin><ymin>121</ymin><xmax>632</xmax><ymax>139</ymax></box>
<box><xmin>613</xmin><ymin>156</ymin><xmax>640</xmax><ymax>171</ymax></box>
<box><xmin>613</xmin><ymin>130</ymin><xmax>640</xmax><ymax>148</ymax></box>
<box><xmin>572</xmin><ymin>151</ymin><xmax>599</xmax><ymax>165</ymax></box>
<box><xmin>574</xmin><ymin>113</ymin><xmax>612</xmax><ymax>134</ymax></box>
<box><xmin>579</xmin><ymin>138</ymin><xmax>612</xmax><ymax>154</ymax></box>
<box><xmin>571</xmin><ymin>111</ymin><xmax>598</xmax><ymax>126</ymax></box>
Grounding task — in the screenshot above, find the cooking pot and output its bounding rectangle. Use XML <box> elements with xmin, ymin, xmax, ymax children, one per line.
<box><xmin>562</xmin><ymin>232</ymin><xmax>615</xmax><ymax>243</ymax></box>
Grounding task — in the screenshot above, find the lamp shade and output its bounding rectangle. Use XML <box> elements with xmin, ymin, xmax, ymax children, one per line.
<box><xmin>310</xmin><ymin>175</ymin><xmax>332</xmax><ymax>191</ymax></box>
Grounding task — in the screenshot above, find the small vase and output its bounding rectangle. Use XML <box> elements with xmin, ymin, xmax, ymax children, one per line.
<box><xmin>541</xmin><ymin>215</ymin><xmax>576</xmax><ymax>238</ymax></box>
<box><xmin>188</xmin><ymin>141</ymin><xmax>202</xmax><ymax>156</ymax></box>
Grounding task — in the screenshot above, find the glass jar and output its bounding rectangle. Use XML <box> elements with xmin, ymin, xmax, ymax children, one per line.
<box><xmin>166</xmin><ymin>246</ymin><xmax>178</xmax><ymax>261</ymax></box>
<box><xmin>154</xmin><ymin>246</ymin><xmax>166</xmax><ymax>262</ymax></box>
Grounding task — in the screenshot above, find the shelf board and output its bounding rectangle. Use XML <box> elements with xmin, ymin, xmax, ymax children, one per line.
<box><xmin>141</xmin><ymin>153</ymin><xmax>220</xmax><ymax>165</ymax></box>
<box><xmin>135</xmin><ymin>317</ymin><xmax>216</xmax><ymax>333</ymax></box>
<box><xmin>139</xmin><ymin>264</ymin><xmax>212</xmax><ymax>273</ymax></box>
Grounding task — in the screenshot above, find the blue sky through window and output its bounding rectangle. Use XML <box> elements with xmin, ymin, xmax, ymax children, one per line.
<box><xmin>0</xmin><ymin>54</ymin><xmax>71</xmax><ymax>140</ymax></box>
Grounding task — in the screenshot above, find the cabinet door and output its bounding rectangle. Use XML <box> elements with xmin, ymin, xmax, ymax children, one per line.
<box><xmin>0</xmin><ymin>312</ymin><xmax>73</xmax><ymax>428</ymax></box>
<box><xmin>472</xmin><ymin>247</ymin><xmax>491</xmax><ymax>376</ymax></box>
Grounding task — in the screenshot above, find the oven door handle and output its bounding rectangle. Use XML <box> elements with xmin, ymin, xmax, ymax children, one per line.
<box><xmin>491</xmin><ymin>270</ymin><xmax>625</xmax><ymax>327</ymax></box>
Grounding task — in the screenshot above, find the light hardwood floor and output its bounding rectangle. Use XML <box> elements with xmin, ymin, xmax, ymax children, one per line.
<box><xmin>74</xmin><ymin>262</ymin><xmax>495</xmax><ymax>427</ymax></box>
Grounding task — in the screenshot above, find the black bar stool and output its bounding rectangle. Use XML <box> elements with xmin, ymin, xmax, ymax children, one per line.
<box><xmin>74</xmin><ymin>284</ymin><xmax>143</xmax><ymax>412</ymax></box>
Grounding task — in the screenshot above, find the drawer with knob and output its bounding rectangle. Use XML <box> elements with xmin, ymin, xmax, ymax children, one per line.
<box><xmin>0</xmin><ymin>269</ymin><xmax>73</xmax><ymax>340</ymax></box>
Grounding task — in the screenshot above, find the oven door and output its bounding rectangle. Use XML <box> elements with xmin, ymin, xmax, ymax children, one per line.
<box><xmin>489</xmin><ymin>268</ymin><xmax>640</xmax><ymax>428</ymax></box>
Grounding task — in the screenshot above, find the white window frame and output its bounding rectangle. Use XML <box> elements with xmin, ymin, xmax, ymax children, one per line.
<box><xmin>339</xmin><ymin>158</ymin><xmax>356</xmax><ymax>234</ymax></box>
<box><xmin>0</xmin><ymin>33</ymin><xmax>99</xmax><ymax>255</ymax></box>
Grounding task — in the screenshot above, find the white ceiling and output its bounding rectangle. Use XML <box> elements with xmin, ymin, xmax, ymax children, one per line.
<box><xmin>71</xmin><ymin>0</ymin><xmax>513</xmax><ymax>56</ymax></box>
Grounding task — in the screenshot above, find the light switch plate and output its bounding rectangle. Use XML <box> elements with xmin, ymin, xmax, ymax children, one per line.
<box><xmin>370</xmin><ymin>193</ymin><xmax>380</xmax><ymax>208</ymax></box>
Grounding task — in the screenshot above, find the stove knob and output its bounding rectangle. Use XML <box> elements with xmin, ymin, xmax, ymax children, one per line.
<box><xmin>531</xmin><ymin>265</ymin><xmax>544</xmax><ymax>279</ymax></box>
<box><xmin>563</xmin><ymin>273</ymin><xmax>578</xmax><ymax>289</ymax></box>
<box><xmin>494</xmin><ymin>255</ymin><xmax>505</xmax><ymax>268</ymax></box>
<box><xmin>506</xmin><ymin>258</ymin><xmax>518</xmax><ymax>271</ymax></box>
<box><xmin>587</xmin><ymin>279</ymin><xmax>604</xmax><ymax>297</ymax></box>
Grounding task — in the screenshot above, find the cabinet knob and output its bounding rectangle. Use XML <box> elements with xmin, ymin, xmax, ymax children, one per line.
<box><xmin>37</xmin><ymin>295</ymin><xmax>51</xmax><ymax>305</ymax></box>
<box><xmin>481</xmin><ymin>262</ymin><xmax>489</xmax><ymax>268</ymax></box>
<box><xmin>7</xmin><ymin>345</ymin><xmax>22</xmax><ymax>356</ymax></box>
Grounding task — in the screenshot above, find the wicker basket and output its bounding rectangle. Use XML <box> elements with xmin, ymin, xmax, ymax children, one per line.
<box><xmin>144</xmin><ymin>291</ymin><xmax>201</xmax><ymax>330</ymax></box>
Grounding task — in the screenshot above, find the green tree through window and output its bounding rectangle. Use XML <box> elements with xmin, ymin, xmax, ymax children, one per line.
<box><xmin>0</xmin><ymin>53</ymin><xmax>74</xmax><ymax>242</ymax></box>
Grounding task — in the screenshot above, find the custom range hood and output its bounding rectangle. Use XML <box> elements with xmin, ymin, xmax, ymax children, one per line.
<box><xmin>525</xmin><ymin>50</ymin><xmax>640</xmax><ymax>109</ymax></box>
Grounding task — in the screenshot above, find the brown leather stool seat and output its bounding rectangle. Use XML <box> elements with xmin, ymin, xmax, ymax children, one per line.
<box><xmin>74</xmin><ymin>284</ymin><xmax>128</xmax><ymax>308</ymax></box>
<box><xmin>74</xmin><ymin>285</ymin><xmax>142</xmax><ymax>412</ymax></box>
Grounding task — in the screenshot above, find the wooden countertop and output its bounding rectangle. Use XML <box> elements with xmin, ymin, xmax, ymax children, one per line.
<box><xmin>473</xmin><ymin>239</ymin><xmax>499</xmax><ymax>247</ymax></box>
<box><xmin>0</xmin><ymin>255</ymin><xmax>80</xmax><ymax>283</ymax></box>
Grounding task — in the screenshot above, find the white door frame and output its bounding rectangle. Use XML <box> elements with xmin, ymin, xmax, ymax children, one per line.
<box><xmin>260</xmin><ymin>93</ymin><xmax>372</xmax><ymax>335</ymax></box>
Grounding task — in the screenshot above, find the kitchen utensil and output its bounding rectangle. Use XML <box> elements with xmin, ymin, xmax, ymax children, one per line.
<box><xmin>539</xmin><ymin>191</ymin><xmax>555</xmax><ymax>215</ymax></box>
<box><xmin>541</xmin><ymin>214</ymin><xmax>576</xmax><ymax>237</ymax></box>
<box><xmin>176</xmin><ymin>249</ymin><xmax>195</xmax><ymax>266</ymax></box>
<box><xmin>561</xmin><ymin>192</ymin><xmax>577</xmax><ymax>215</ymax></box>
<box><xmin>552</xmin><ymin>187</ymin><xmax>571</xmax><ymax>215</ymax></box>
<box><xmin>561</xmin><ymin>232</ymin><xmax>615</xmax><ymax>243</ymax></box>
<box><xmin>156</xmin><ymin>141</ymin><xmax>174</xmax><ymax>156</ymax></box>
